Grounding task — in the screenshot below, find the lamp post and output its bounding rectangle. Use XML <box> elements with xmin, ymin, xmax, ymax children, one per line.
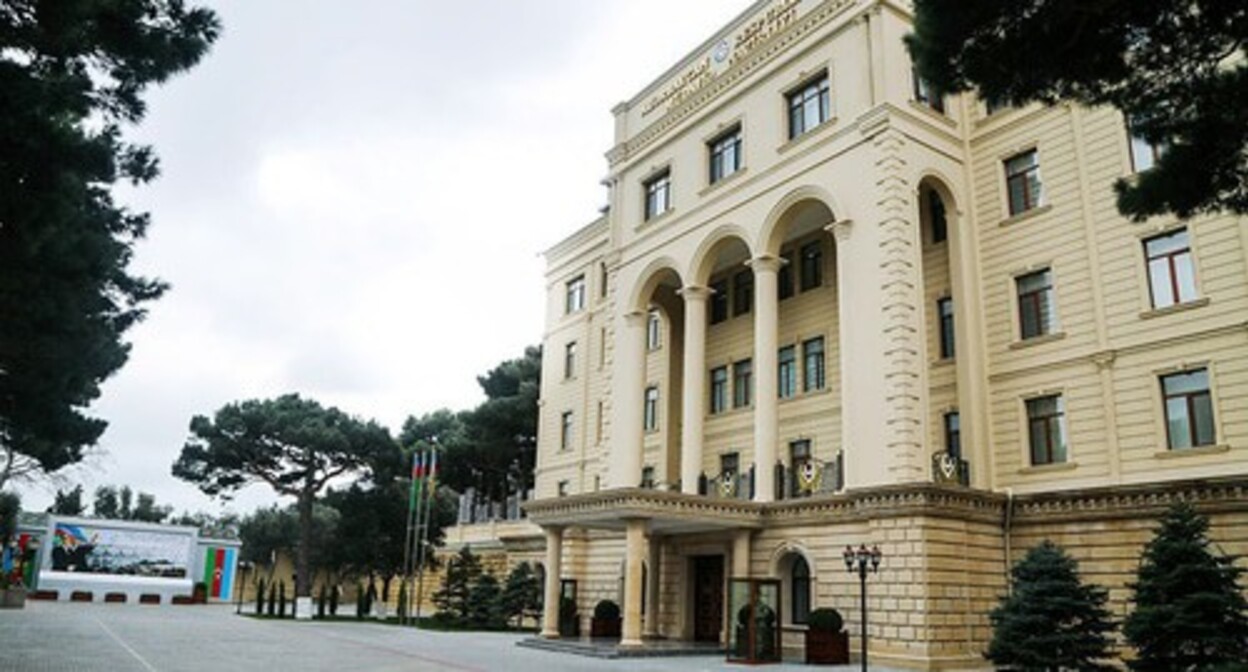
<box><xmin>843</xmin><ymin>544</ymin><xmax>882</xmax><ymax>672</ymax></box>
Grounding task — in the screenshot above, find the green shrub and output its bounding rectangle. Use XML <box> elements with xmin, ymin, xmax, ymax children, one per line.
<box><xmin>317</xmin><ymin>584</ymin><xmax>326</xmax><ymax>619</ymax></box>
<box><xmin>256</xmin><ymin>577</ymin><xmax>266</xmax><ymax>615</ymax></box>
<box><xmin>277</xmin><ymin>581</ymin><xmax>286</xmax><ymax>617</ymax></box>
<box><xmin>807</xmin><ymin>607</ymin><xmax>843</xmax><ymax>632</ymax></box>
<box><xmin>593</xmin><ymin>599</ymin><xmax>620</xmax><ymax>620</ymax></box>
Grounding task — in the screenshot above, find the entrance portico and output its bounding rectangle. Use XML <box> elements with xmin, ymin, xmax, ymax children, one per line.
<box><xmin>526</xmin><ymin>489</ymin><xmax>764</xmax><ymax>647</ymax></box>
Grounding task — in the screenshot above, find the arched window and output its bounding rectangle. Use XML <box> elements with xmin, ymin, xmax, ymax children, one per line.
<box><xmin>791</xmin><ymin>555</ymin><xmax>811</xmax><ymax>625</ymax></box>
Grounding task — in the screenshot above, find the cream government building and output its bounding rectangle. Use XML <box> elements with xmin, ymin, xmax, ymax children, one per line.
<box><xmin>443</xmin><ymin>0</ymin><xmax>1248</xmax><ymax>668</ymax></box>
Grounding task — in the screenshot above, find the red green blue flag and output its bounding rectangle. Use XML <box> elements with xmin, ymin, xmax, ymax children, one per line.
<box><xmin>202</xmin><ymin>547</ymin><xmax>237</xmax><ymax>599</ymax></box>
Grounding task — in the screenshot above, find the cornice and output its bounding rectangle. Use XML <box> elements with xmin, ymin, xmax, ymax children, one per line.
<box><xmin>1010</xmin><ymin>476</ymin><xmax>1248</xmax><ymax>525</ymax></box>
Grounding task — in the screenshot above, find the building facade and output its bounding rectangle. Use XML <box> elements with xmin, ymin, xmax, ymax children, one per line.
<box><xmin>451</xmin><ymin>1</ymin><xmax>1248</xmax><ymax>668</ymax></box>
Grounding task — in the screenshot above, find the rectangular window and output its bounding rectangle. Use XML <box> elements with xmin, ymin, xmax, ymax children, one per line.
<box><xmin>778</xmin><ymin>345</ymin><xmax>797</xmax><ymax>399</ymax></box>
<box><xmin>1005</xmin><ymin>150</ymin><xmax>1042</xmax><ymax>216</ymax></box>
<box><xmin>733</xmin><ymin>270</ymin><xmax>753</xmax><ymax>317</ymax></box>
<box><xmin>1161</xmin><ymin>369</ymin><xmax>1215</xmax><ymax>450</ymax></box>
<box><xmin>985</xmin><ymin>96</ymin><xmax>1008</xmax><ymax>116</ymax></box>
<box><xmin>709</xmin><ymin>126</ymin><xmax>742</xmax><ymax>184</ymax></box>
<box><xmin>802</xmin><ymin>337</ymin><xmax>825</xmax><ymax>392</ymax></box>
<box><xmin>788</xmin><ymin>74</ymin><xmax>830</xmax><ymax>139</ymax></box>
<box><xmin>596</xmin><ymin>400</ymin><xmax>604</xmax><ymax>444</ymax></box>
<box><xmin>1145</xmin><ymin>229</ymin><xmax>1197</xmax><ymax>308</ymax></box>
<box><xmin>944</xmin><ymin>411</ymin><xmax>961</xmax><ymax>459</ymax></box>
<box><xmin>1016</xmin><ymin>269</ymin><xmax>1055</xmax><ymax>340</ymax></box>
<box><xmin>640</xmin><ymin>466</ymin><xmax>655</xmax><ymax>489</ymax></box>
<box><xmin>560</xmin><ymin>411</ymin><xmax>574</xmax><ymax>451</ymax></box>
<box><xmin>644</xmin><ymin>170</ymin><xmax>671</xmax><ymax>220</ymax></box>
<box><xmin>565</xmin><ymin>275</ymin><xmax>586</xmax><ymax>314</ymax></box>
<box><xmin>721</xmin><ymin>452</ymin><xmax>739</xmax><ymax>479</ymax></box>
<box><xmin>564</xmin><ymin>341</ymin><xmax>577</xmax><ymax>379</ymax></box>
<box><xmin>710</xmin><ymin>279</ymin><xmax>730</xmax><ymax>324</ymax></box>
<box><xmin>710</xmin><ymin>366</ymin><xmax>729</xmax><ymax>414</ymax></box>
<box><xmin>600</xmin><ymin>262</ymin><xmax>609</xmax><ymax>298</ymax></box>
<box><xmin>799</xmin><ymin>241</ymin><xmax>822</xmax><ymax>291</ymax></box>
<box><xmin>733</xmin><ymin>359</ymin><xmax>753</xmax><ymax>409</ymax></box>
<box><xmin>912</xmin><ymin>69</ymin><xmax>944</xmax><ymax>114</ymax></box>
<box><xmin>1026</xmin><ymin>395</ymin><xmax>1067</xmax><ymax>466</ymax></box>
<box><xmin>778</xmin><ymin>252</ymin><xmax>795</xmax><ymax>300</ymax></box>
<box><xmin>647</xmin><ymin>310</ymin><xmax>662</xmax><ymax>350</ymax></box>
<box><xmin>937</xmin><ymin>297</ymin><xmax>955</xmax><ymax>359</ymax></box>
<box><xmin>1128</xmin><ymin>120</ymin><xmax>1166</xmax><ymax>173</ymax></box>
<box><xmin>557</xmin><ymin>480</ymin><xmax>569</xmax><ymax>498</ymax></box>
<box><xmin>928</xmin><ymin>189</ymin><xmax>947</xmax><ymax>244</ymax></box>
<box><xmin>644</xmin><ymin>386</ymin><xmax>659</xmax><ymax>432</ymax></box>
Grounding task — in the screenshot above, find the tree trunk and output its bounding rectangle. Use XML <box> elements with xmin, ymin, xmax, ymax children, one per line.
<box><xmin>296</xmin><ymin>492</ymin><xmax>313</xmax><ymax>597</ymax></box>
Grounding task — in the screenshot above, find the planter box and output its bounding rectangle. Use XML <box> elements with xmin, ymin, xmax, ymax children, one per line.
<box><xmin>590</xmin><ymin>617</ymin><xmax>621</xmax><ymax>638</ymax></box>
<box><xmin>806</xmin><ymin>629</ymin><xmax>850</xmax><ymax>665</ymax></box>
<box><xmin>70</xmin><ymin>590</ymin><xmax>94</xmax><ymax>603</ymax></box>
<box><xmin>171</xmin><ymin>595</ymin><xmax>196</xmax><ymax>605</ymax></box>
<box><xmin>139</xmin><ymin>594</ymin><xmax>161</xmax><ymax>605</ymax></box>
<box><xmin>1</xmin><ymin>588</ymin><xmax>26</xmax><ymax>609</ymax></box>
<box><xmin>105</xmin><ymin>592</ymin><xmax>127</xmax><ymax>603</ymax></box>
<box><xmin>29</xmin><ymin>590</ymin><xmax>58</xmax><ymax>601</ymax></box>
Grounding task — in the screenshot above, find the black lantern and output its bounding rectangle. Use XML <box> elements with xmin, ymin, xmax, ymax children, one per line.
<box><xmin>843</xmin><ymin>544</ymin><xmax>882</xmax><ymax>672</ymax></box>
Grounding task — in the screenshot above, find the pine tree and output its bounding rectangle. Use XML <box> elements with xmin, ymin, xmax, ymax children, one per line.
<box><xmin>1124</xmin><ymin>503</ymin><xmax>1248</xmax><ymax>671</ymax></box>
<box><xmin>255</xmin><ymin>577</ymin><xmax>266</xmax><ymax>615</ymax></box>
<box><xmin>467</xmin><ymin>572</ymin><xmax>505</xmax><ymax>630</ymax></box>
<box><xmin>432</xmin><ymin>546</ymin><xmax>482</xmax><ymax>625</ymax></box>
<box><xmin>277</xmin><ymin>581</ymin><xmax>286</xmax><ymax>618</ymax></box>
<box><xmin>397</xmin><ymin>580</ymin><xmax>409</xmax><ymax>621</ymax></box>
<box><xmin>267</xmin><ymin>582</ymin><xmax>276</xmax><ymax>616</ymax></box>
<box><xmin>500</xmin><ymin>562</ymin><xmax>541</xmax><ymax>628</ymax></box>
<box><xmin>986</xmin><ymin>540</ymin><xmax>1117</xmax><ymax>671</ymax></box>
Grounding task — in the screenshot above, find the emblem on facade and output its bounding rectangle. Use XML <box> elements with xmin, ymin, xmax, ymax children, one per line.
<box><xmin>713</xmin><ymin>39</ymin><xmax>731</xmax><ymax>64</ymax></box>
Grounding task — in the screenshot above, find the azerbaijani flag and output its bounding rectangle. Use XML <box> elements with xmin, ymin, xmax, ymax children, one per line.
<box><xmin>409</xmin><ymin>450</ymin><xmax>425</xmax><ymax>510</ymax></box>
<box><xmin>202</xmin><ymin>547</ymin><xmax>237</xmax><ymax>600</ymax></box>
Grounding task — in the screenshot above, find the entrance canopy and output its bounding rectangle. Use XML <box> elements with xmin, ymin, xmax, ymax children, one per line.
<box><xmin>523</xmin><ymin>488</ymin><xmax>764</xmax><ymax>535</ymax></box>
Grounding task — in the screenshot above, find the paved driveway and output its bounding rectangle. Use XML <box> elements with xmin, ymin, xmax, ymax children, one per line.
<box><xmin>0</xmin><ymin>602</ymin><xmax>888</xmax><ymax>672</ymax></box>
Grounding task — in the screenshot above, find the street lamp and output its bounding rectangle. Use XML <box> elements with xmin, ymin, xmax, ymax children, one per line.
<box><xmin>843</xmin><ymin>544</ymin><xmax>882</xmax><ymax>672</ymax></box>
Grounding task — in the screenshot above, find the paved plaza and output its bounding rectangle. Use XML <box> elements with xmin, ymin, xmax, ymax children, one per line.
<box><xmin>0</xmin><ymin>602</ymin><xmax>894</xmax><ymax>672</ymax></box>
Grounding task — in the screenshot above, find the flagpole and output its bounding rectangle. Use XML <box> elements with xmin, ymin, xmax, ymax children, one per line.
<box><xmin>402</xmin><ymin>449</ymin><xmax>425</xmax><ymax>625</ymax></box>
<box><xmin>400</xmin><ymin>450</ymin><xmax>416</xmax><ymax>626</ymax></box>
<box><xmin>414</xmin><ymin>444</ymin><xmax>437</xmax><ymax>621</ymax></box>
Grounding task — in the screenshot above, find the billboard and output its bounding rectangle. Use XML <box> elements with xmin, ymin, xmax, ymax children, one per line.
<box><xmin>51</xmin><ymin>522</ymin><xmax>192</xmax><ymax>578</ymax></box>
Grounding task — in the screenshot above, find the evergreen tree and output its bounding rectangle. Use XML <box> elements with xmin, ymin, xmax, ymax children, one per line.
<box><xmin>255</xmin><ymin>577</ymin><xmax>266</xmax><ymax>615</ymax></box>
<box><xmin>986</xmin><ymin>540</ymin><xmax>1117</xmax><ymax>671</ymax></box>
<box><xmin>0</xmin><ymin>1</ymin><xmax>220</xmax><ymax>489</ymax></box>
<box><xmin>317</xmin><ymin>584</ymin><xmax>326</xmax><ymax>619</ymax></box>
<box><xmin>397</xmin><ymin>580</ymin><xmax>408</xmax><ymax>621</ymax></box>
<box><xmin>432</xmin><ymin>546</ymin><xmax>482</xmax><ymax>625</ymax></box>
<box><xmin>267</xmin><ymin>582</ymin><xmax>276</xmax><ymax>617</ymax></box>
<box><xmin>47</xmin><ymin>486</ymin><xmax>85</xmax><ymax>516</ymax></box>
<box><xmin>500</xmin><ymin>562</ymin><xmax>541</xmax><ymax>628</ymax></box>
<box><xmin>467</xmin><ymin>572</ymin><xmax>505</xmax><ymax>630</ymax></box>
<box><xmin>329</xmin><ymin>583</ymin><xmax>339</xmax><ymax>616</ymax></box>
<box><xmin>277</xmin><ymin>581</ymin><xmax>286</xmax><ymax>618</ymax></box>
<box><xmin>1124</xmin><ymin>503</ymin><xmax>1248</xmax><ymax>671</ymax></box>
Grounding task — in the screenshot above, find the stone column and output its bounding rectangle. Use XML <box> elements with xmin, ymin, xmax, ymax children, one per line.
<box><xmin>644</xmin><ymin>535</ymin><xmax>662</xmax><ymax>638</ymax></box>
<box><xmin>732</xmin><ymin>529</ymin><xmax>752</xmax><ymax>578</ymax></box>
<box><xmin>621</xmin><ymin>518</ymin><xmax>647</xmax><ymax>647</ymax></box>
<box><xmin>610</xmin><ymin>310</ymin><xmax>647</xmax><ymax>488</ymax></box>
<box><xmin>540</xmin><ymin>526</ymin><xmax>564</xmax><ymax>639</ymax></box>
<box><xmin>679</xmin><ymin>286</ymin><xmax>710</xmax><ymax>494</ymax></box>
<box><xmin>748</xmin><ymin>256</ymin><xmax>783</xmax><ymax>502</ymax></box>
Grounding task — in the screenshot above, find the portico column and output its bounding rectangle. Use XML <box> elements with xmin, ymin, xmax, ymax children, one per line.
<box><xmin>540</xmin><ymin>526</ymin><xmax>564</xmax><ymax>639</ymax></box>
<box><xmin>748</xmin><ymin>256</ymin><xmax>783</xmax><ymax>502</ymax></box>
<box><xmin>610</xmin><ymin>310</ymin><xmax>648</xmax><ymax>488</ymax></box>
<box><xmin>644</xmin><ymin>535</ymin><xmax>662</xmax><ymax>637</ymax></box>
<box><xmin>679</xmin><ymin>286</ymin><xmax>711</xmax><ymax>493</ymax></box>
<box><xmin>621</xmin><ymin>518</ymin><xmax>647</xmax><ymax>647</ymax></box>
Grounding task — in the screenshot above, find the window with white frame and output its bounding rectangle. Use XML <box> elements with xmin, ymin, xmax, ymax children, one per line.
<box><xmin>733</xmin><ymin>359</ymin><xmax>753</xmax><ymax>409</ymax></box>
<box><xmin>644</xmin><ymin>170</ymin><xmax>671</xmax><ymax>220</ymax></box>
<box><xmin>778</xmin><ymin>345</ymin><xmax>797</xmax><ymax>399</ymax></box>
<box><xmin>802</xmin><ymin>337</ymin><xmax>825</xmax><ymax>392</ymax></box>
<box><xmin>787</xmin><ymin>73</ymin><xmax>830</xmax><ymax>139</ymax></box>
<box><xmin>912</xmin><ymin>68</ymin><xmax>944</xmax><ymax>113</ymax></box>
<box><xmin>1144</xmin><ymin>229</ymin><xmax>1197</xmax><ymax>308</ymax></box>
<box><xmin>1161</xmin><ymin>368</ymin><xmax>1215</xmax><ymax>450</ymax></box>
<box><xmin>647</xmin><ymin>310</ymin><xmax>662</xmax><ymax>350</ymax></box>
<box><xmin>564</xmin><ymin>341</ymin><xmax>576</xmax><ymax>379</ymax></box>
<box><xmin>1128</xmin><ymin>119</ymin><xmax>1167</xmax><ymax>173</ymax></box>
<box><xmin>709</xmin><ymin>126</ymin><xmax>742</xmax><ymax>184</ymax></box>
<box><xmin>565</xmin><ymin>275</ymin><xmax>586</xmax><ymax>314</ymax></box>
<box><xmin>710</xmin><ymin>366</ymin><xmax>729</xmax><ymax>414</ymax></box>
<box><xmin>560</xmin><ymin>411</ymin><xmax>574</xmax><ymax>451</ymax></box>
<box><xmin>643</xmin><ymin>386</ymin><xmax>659</xmax><ymax>432</ymax></box>
<box><xmin>937</xmin><ymin>297</ymin><xmax>955</xmax><ymax>359</ymax></box>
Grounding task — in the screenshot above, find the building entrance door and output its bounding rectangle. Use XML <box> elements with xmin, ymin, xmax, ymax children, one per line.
<box><xmin>692</xmin><ymin>555</ymin><xmax>725</xmax><ymax>642</ymax></box>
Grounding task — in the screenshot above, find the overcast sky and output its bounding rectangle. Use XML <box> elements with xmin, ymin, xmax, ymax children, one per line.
<box><xmin>17</xmin><ymin>0</ymin><xmax>747</xmax><ymax>517</ymax></box>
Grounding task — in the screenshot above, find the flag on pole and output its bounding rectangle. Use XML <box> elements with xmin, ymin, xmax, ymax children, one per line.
<box><xmin>427</xmin><ymin>449</ymin><xmax>438</xmax><ymax>494</ymax></box>
<box><xmin>409</xmin><ymin>450</ymin><xmax>425</xmax><ymax>510</ymax></box>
